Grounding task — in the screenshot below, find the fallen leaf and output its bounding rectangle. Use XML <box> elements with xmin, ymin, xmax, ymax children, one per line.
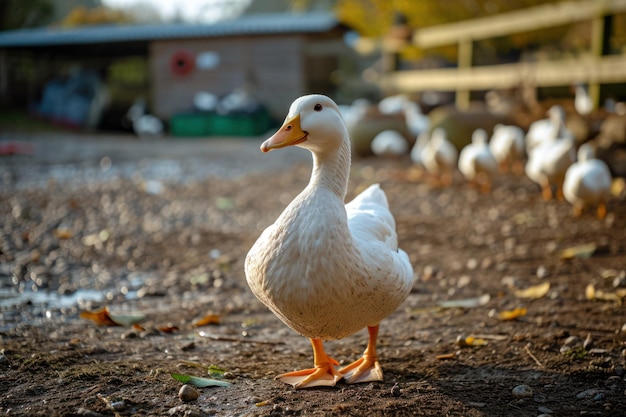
<box><xmin>108</xmin><ymin>310</ymin><xmax>145</xmax><ymax>326</ymax></box>
<box><xmin>560</xmin><ymin>243</ymin><xmax>597</xmax><ymax>260</ymax></box>
<box><xmin>54</xmin><ymin>227</ymin><xmax>73</xmax><ymax>239</ymax></box>
<box><xmin>611</xmin><ymin>177</ymin><xmax>625</xmax><ymax>197</ymax></box>
<box><xmin>456</xmin><ymin>336</ymin><xmax>487</xmax><ymax>347</ymax></box>
<box><xmin>171</xmin><ymin>373</ymin><xmax>231</xmax><ymax>387</ymax></box>
<box><xmin>585</xmin><ymin>284</ymin><xmax>623</xmax><ymax>305</ymax></box>
<box><xmin>194</xmin><ymin>313</ymin><xmax>221</xmax><ymax>327</ymax></box>
<box><xmin>436</xmin><ymin>352</ymin><xmax>458</xmax><ymax>360</ymax></box>
<box><xmin>497</xmin><ymin>307</ymin><xmax>527</xmax><ymax>321</ymax></box>
<box><xmin>208</xmin><ymin>365</ymin><xmax>226</xmax><ymax>378</ymax></box>
<box><xmin>80</xmin><ymin>306</ymin><xmax>145</xmax><ymax>326</ymax></box>
<box><xmin>438</xmin><ymin>294</ymin><xmax>490</xmax><ymax>309</ymax></box>
<box><xmin>159</xmin><ymin>325</ymin><xmax>179</xmax><ymax>333</ymax></box>
<box><xmin>514</xmin><ymin>282</ymin><xmax>550</xmax><ymax>299</ymax></box>
<box><xmin>80</xmin><ymin>307</ymin><xmax>119</xmax><ymax>326</ymax></box>
<box><xmin>215</xmin><ymin>196</ymin><xmax>234</xmax><ymax>210</ymax></box>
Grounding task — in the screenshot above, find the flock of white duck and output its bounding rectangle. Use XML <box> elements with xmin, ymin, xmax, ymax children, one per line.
<box><xmin>356</xmin><ymin>93</ymin><xmax>615</xmax><ymax>220</ymax></box>
<box><xmin>244</xmin><ymin>92</ymin><xmax>618</xmax><ymax>391</ymax></box>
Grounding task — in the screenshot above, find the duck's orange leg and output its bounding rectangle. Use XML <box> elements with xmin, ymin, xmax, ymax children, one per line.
<box><xmin>276</xmin><ymin>338</ymin><xmax>343</xmax><ymax>389</ymax></box>
<box><xmin>541</xmin><ymin>180</ymin><xmax>553</xmax><ymax>201</ymax></box>
<box><xmin>340</xmin><ymin>325</ymin><xmax>384</xmax><ymax>384</ymax></box>
<box><xmin>597</xmin><ymin>201</ymin><xmax>607</xmax><ymax>220</ymax></box>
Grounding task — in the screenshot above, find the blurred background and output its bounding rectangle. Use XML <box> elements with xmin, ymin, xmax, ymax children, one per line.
<box><xmin>0</xmin><ymin>0</ymin><xmax>625</xmax><ymax>141</ymax></box>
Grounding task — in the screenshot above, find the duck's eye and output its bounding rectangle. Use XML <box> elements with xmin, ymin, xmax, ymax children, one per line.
<box><xmin>314</xmin><ymin>104</ymin><xmax>323</xmax><ymax>112</ymax></box>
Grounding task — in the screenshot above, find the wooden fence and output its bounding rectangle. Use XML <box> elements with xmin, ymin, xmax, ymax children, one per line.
<box><xmin>360</xmin><ymin>0</ymin><xmax>626</xmax><ymax>109</ymax></box>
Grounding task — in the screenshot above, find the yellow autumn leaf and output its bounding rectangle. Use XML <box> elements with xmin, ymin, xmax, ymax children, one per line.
<box><xmin>560</xmin><ymin>243</ymin><xmax>597</xmax><ymax>260</ymax></box>
<box><xmin>514</xmin><ymin>282</ymin><xmax>550</xmax><ymax>299</ymax></box>
<box><xmin>611</xmin><ymin>177</ymin><xmax>625</xmax><ymax>197</ymax></box>
<box><xmin>497</xmin><ymin>307</ymin><xmax>527</xmax><ymax>321</ymax></box>
<box><xmin>585</xmin><ymin>284</ymin><xmax>623</xmax><ymax>305</ymax></box>
<box><xmin>194</xmin><ymin>313</ymin><xmax>221</xmax><ymax>327</ymax></box>
<box><xmin>456</xmin><ymin>336</ymin><xmax>487</xmax><ymax>347</ymax></box>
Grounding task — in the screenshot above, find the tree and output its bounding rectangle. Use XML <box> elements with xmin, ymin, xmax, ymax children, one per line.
<box><xmin>0</xmin><ymin>0</ymin><xmax>54</xmax><ymax>30</ymax></box>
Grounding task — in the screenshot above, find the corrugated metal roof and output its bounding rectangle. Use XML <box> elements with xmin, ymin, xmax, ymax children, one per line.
<box><xmin>0</xmin><ymin>12</ymin><xmax>340</xmax><ymax>47</ymax></box>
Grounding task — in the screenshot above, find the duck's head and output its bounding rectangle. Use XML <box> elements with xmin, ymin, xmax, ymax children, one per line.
<box><xmin>261</xmin><ymin>95</ymin><xmax>347</xmax><ymax>155</ymax></box>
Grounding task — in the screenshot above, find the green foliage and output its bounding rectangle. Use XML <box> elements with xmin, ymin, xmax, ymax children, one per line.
<box><xmin>0</xmin><ymin>0</ymin><xmax>54</xmax><ymax>30</ymax></box>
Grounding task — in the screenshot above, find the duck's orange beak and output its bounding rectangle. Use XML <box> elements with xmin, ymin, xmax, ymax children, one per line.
<box><xmin>261</xmin><ymin>114</ymin><xmax>307</xmax><ymax>152</ymax></box>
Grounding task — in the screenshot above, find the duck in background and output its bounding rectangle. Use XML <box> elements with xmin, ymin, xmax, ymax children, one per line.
<box><xmin>574</xmin><ymin>83</ymin><xmax>593</xmax><ymax>116</ymax></box>
<box><xmin>345</xmin><ymin>97</ymin><xmax>413</xmax><ymax>157</ymax></box>
<box><xmin>370</xmin><ymin>130</ymin><xmax>409</xmax><ymax>157</ymax></box>
<box><xmin>563</xmin><ymin>142</ymin><xmax>612</xmax><ymax>219</ymax></box>
<box><xmin>420</xmin><ymin>127</ymin><xmax>458</xmax><ymax>186</ymax></box>
<box><xmin>378</xmin><ymin>94</ymin><xmax>430</xmax><ymax>138</ymax></box>
<box><xmin>458</xmin><ymin>128</ymin><xmax>498</xmax><ymax>192</ymax></box>
<box><xmin>525</xmin><ymin>105</ymin><xmax>572</xmax><ymax>153</ymax></box>
<box><xmin>125</xmin><ymin>97</ymin><xmax>164</xmax><ymax>138</ymax></box>
<box><xmin>489</xmin><ymin>124</ymin><xmax>526</xmax><ymax>175</ymax></box>
<box><xmin>525</xmin><ymin>130</ymin><xmax>576</xmax><ymax>201</ymax></box>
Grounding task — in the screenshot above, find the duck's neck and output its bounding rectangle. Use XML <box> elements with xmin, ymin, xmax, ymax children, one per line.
<box><xmin>309</xmin><ymin>138</ymin><xmax>351</xmax><ymax>199</ymax></box>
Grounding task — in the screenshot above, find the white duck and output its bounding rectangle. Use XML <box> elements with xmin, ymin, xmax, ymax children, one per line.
<box><xmin>245</xmin><ymin>95</ymin><xmax>414</xmax><ymax>389</ymax></box>
<box><xmin>574</xmin><ymin>84</ymin><xmax>593</xmax><ymax>116</ymax></box>
<box><xmin>378</xmin><ymin>95</ymin><xmax>430</xmax><ymax>138</ymax></box>
<box><xmin>525</xmin><ymin>105</ymin><xmax>572</xmax><ymax>153</ymax></box>
<box><xmin>370</xmin><ymin>129</ymin><xmax>409</xmax><ymax>157</ymax></box>
<box><xmin>420</xmin><ymin>127</ymin><xmax>458</xmax><ymax>186</ymax></box>
<box><xmin>403</xmin><ymin>101</ymin><xmax>430</xmax><ymax>138</ymax></box>
<box><xmin>458</xmin><ymin>128</ymin><xmax>499</xmax><ymax>192</ymax></box>
<box><xmin>489</xmin><ymin>124</ymin><xmax>525</xmax><ymax>174</ymax></box>
<box><xmin>525</xmin><ymin>134</ymin><xmax>576</xmax><ymax>201</ymax></box>
<box><xmin>563</xmin><ymin>143</ymin><xmax>612</xmax><ymax>219</ymax></box>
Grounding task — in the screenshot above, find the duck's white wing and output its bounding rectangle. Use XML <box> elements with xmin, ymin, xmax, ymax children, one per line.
<box><xmin>345</xmin><ymin>184</ymin><xmax>413</xmax><ymax>284</ymax></box>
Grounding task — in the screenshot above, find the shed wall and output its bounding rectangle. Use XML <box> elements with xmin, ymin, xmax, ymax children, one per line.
<box><xmin>150</xmin><ymin>36</ymin><xmax>305</xmax><ymax>120</ymax></box>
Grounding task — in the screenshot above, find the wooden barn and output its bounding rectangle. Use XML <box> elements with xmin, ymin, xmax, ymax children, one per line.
<box><xmin>0</xmin><ymin>12</ymin><xmax>353</xmax><ymax>133</ymax></box>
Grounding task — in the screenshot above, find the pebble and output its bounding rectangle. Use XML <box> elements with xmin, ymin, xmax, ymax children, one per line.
<box><xmin>0</xmin><ymin>354</ymin><xmax>9</xmax><ymax>366</ymax></box>
<box><xmin>76</xmin><ymin>409</ymin><xmax>107</xmax><ymax>417</ymax></box>
<box><xmin>168</xmin><ymin>405</ymin><xmax>202</xmax><ymax>417</ymax></box>
<box><xmin>560</xmin><ymin>335</ymin><xmax>582</xmax><ymax>353</ymax></box>
<box><xmin>536</xmin><ymin>265</ymin><xmax>548</xmax><ymax>279</ymax></box>
<box><xmin>576</xmin><ymin>388</ymin><xmax>606</xmax><ymax>400</ymax></box>
<box><xmin>178</xmin><ymin>384</ymin><xmax>198</xmax><ymax>402</ymax></box>
<box><xmin>111</xmin><ymin>401</ymin><xmax>126</xmax><ymax>411</ymax></box>
<box><xmin>390</xmin><ymin>383</ymin><xmax>401</xmax><ymax>397</ymax></box>
<box><xmin>537</xmin><ymin>406</ymin><xmax>553</xmax><ymax>414</ymax></box>
<box><xmin>512</xmin><ymin>384</ymin><xmax>533</xmax><ymax>399</ymax></box>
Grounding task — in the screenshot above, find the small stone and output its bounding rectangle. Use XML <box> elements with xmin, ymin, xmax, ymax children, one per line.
<box><xmin>605</xmin><ymin>376</ymin><xmax>622</xmax><ymax>390</ymax></box>
<box><xmin>512</xmin><ymin>384</ymin><xmax>533</xmax><ymax>399</ymax></box>
<box><xmin>560</xmin><ymin>336</ymin><xmax>582</xmax><ymax>353</ymax></box>
<box><xmin>76</xmin><ymin>409</ymin><xmax>107</xmax><ymax>417</ymax></box>
<box><xmin>178</xmin><ymin>385</ymin><xmax>198</xmax><ymax>402</ymax></box>
<box><xmin>576</xmin><ymin>388</ymin><xmax>605</xmax><ymax>400</ymax></box>
<box><xmin>537</xmin><ymin>406</ymin><xmax>553</xmax><ymax>414</ymax></box>
<box><xmin>111</xmin><ymin>401</ymin><xmax>126</xmax><ymax>411</ymax></box>
<box><xmin>467</xmin><ymin>258</ymin><xmax>478</xmax><ymax>270</ymax></box>
<box><xmin>168</xmin><ymin>405</ymin><xmax>202</xmax><ymax>417</ymax></box>
<box><xmin>583</xmin><ymin>333</ymin><xmax>592</xmax><ymax>350</ymax></box>
<box><xmin>536</xmin><ymin>265</ymin><xmax>548</xmax><ymax>279</ymax></box>
<box><xmin>468</xmin><ymin>402</ymin><xmax>486</xmax><ymax>408</ymax></box>
<box><xmin>0</xmin><ymin>354</ymin><xmax>9</xmax><ymax>366</ymax></box>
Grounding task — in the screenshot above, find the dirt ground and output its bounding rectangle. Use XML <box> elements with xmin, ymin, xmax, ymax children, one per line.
<box><xmin>1</xmin><ymin>133</ymin><xmax>625</xmax><ymax>417</ymax></box>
